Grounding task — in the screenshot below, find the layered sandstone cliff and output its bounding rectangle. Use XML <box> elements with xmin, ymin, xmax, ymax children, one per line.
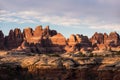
<box><xmin>90</xmin><ymin>32</ymin><xmax>120</xmax><ymax>51</ymax></box>
<box><xmin>0</xmin><ymin>25</ymin><xmax>120</xmax><ymax>80</ymax></box>
<box><xmin>0</xmin><ymin>51</ymin><xmax>120</xmax><ymax>80</ymax></box>
<box><xmin>0</xmin><ymin>25</ymin><xmax>120</xmax><ymax>53</ymax></box>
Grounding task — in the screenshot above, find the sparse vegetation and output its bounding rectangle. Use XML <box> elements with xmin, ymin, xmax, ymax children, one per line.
<box><xmin>75</xmin><ymin>52</ymin><xmax>85</xmax><ymax>57</ymax></box>
<box><xmin>115</xmin><ymin>51</ymin><xmax>120</xmax><ymax>55</ymax></box>
<box><xmin>47</xmin><ymin>53</ymin><xmax>60</xmax><ymax>57</ymax></box>
<box><xmin>88</xmin><ymin>53</ymin><xmax>94</xmax><ymax>57</ymax></box>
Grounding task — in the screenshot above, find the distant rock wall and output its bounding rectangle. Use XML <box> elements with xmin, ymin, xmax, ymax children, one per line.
<box><xmin>90</xmin><ymin>32</ymin><xmax>120</xmax><ymax>51</ymax></box>
<box><xmin>0</xmin><ymin>25</ymin><xmax>120</xmax><ymax>53</ymax></box>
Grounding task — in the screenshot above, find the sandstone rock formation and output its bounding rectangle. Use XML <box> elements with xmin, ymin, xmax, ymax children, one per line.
<box><xmin>50</xmin><ymin>33</ymin><xmax>66</xmax><ymax>46</ymax></box>
<box><xmin>66</xmin><ymin>34</ymin><xmax>92</xmax><ymax>53</ymax></box>
<box><xmin>17</xmin><ymin>26</ymin><xmax>66</xmax><ymax>53</ymax></box>
<box><xmin>23</xmin><ymin>27</ymin><xmax>34</xmax><ymax>43</ymax></box>
<box><xmin>0</xmin><ymin>52</ymin><xmax>120</xmax><ymax>80</ymax></box>
<box><xmin>105</xmin><ymin>32</ymin><xmax>120</xmax><ymax>46</ymax></box>
<box><xmin>1</xmin><ymin>25</ymin><xmax>120</xmax><ymax>80</ymax></box>
<box><xmin>90</xmin><ymin>32</ymin><xmax>104</xmax><ymax>45</ymax></box>
<box><xmin>90</xmin><ymin>32</ymin><xmax>120</xmax><ymax>51</ymax></box>
<box><xmin>0</xmin><ymin>25</ymin><xmax>120</xmax><ymax>53</ymax></box>
<box><xmin>0</xmin><ymin>30</ymin><xmax>4</xmax><ymax>49</ymax></box>
<box><xmin>33</xmin><ymin>25</ymin><xmax>43</xmax><ymax>37</ymax></box>
<box><xmin>68</xmin><ymin>34</ymin><xmax>77</xmax><ymax>46</ymax></box>
<box><xmin>5</xmin><ymin>28</ymin><xmax>23</xmax><ymax>49</ymax></box>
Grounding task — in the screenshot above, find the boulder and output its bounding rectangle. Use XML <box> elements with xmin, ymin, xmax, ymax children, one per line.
<box><xmin>50</xmin><ymin>33</ymin><xmax>66</xmax><ymax>46</ymax></box>
<box><xmin>50</xmin><ymin>30</ymin><xmax>57</xmax><ymax>36</ymax></box>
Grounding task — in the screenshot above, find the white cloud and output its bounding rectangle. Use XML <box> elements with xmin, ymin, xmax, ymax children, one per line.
<box><xmin>97</xmin><ymin>0</ymin><xmax>120</xmax><ymax>5</ymax></box>
<box><xmin>0</xmin><ymin>10</ymin><xmax>37</xmax><ymax>23</ymax></box>
<box><xmin>0</xmin><ymin>9</ymin><xmax>8</xmax><ymax>13</ymax></box>
<box><xmin>0</xmin><ymin>10</ymin><xmax>82</xmax><ymax>26</ymax></box>
<box><xmin>90</xmin><ymin>24</ymin><xmax>120</xmax><ymax>31</ymax></box>
<box><xmin>0</xmin><ymin>17</ymin><xmax>19</xmax><ymax>22</ymax></box>
<box><xmin>0</xmin><ymin>9</ymin><xmax>120</xmax><ymax>32</ymax></box>
<box><xmin>38</xmin><ymin>16</ymin><xmax>81</xmax><ymax>26</ymax></box>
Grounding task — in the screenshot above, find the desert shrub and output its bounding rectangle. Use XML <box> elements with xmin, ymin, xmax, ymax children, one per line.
<box><xmin>88</xmin><ymin>53</ymin><xmax>94</xmax><ymax>57</ymax></box>
<box><xmin>115</xmin><ymin>51</ymin><xmax>120</xmax><ymax>55</ymax></box>
<box><xmin>48</xmin><ymin>53</ymin><xmax>60</xmax><ymax>57</ymax></box>
<box><xmin>76</xmin><ymin>52</ymin><xmax>86</xmax><ymax>57</ymax></box>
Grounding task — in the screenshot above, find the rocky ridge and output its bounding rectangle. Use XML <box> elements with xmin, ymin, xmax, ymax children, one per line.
<box><xmin>0</xmin><ymin>25</ymin><xmax>120</xmax><ymax>54</ymax></box>
<box><xmin>0</xmin><ymin>25</ymin><xmax>120</xmax><ymax>80</ymax></box>
<box><xmin>0</xmin><ymin>52</ymin><xmax>120</xmax><ymax>80</ymax></box>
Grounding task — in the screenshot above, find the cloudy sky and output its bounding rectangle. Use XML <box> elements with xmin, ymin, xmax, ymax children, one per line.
<box><xmin>0</xmin><ymin>0</ymin><xmax>120</xmax><ymax>37</ymax></box>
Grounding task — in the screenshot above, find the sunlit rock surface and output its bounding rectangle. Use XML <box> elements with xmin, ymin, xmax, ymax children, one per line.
<box><xmin>0</xmin><ymin>51</ymin><xmax>120</xmax><ymax>80</ymax></box>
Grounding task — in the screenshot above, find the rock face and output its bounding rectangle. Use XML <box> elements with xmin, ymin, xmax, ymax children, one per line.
<box><xmin>50</xmin><ymin>33</ymin><xmax>66</xmax><ymax>46</ymax></box>
<box><xmin>68</xmin><ymin>34</ymin><xmax>77</xmax><ymax>46</ymax></box>
<box><xmin>105</xmin><ymin>32</ymin><xmax>120</xmax><ymax>46</ymax></box>
<box><xmin>0</xmin><ymin>53</ymin><xmax>120</xmax><ymax>80</ymax></box>
<box><xmin>66</xmin><ymin>34</ymin><xmax>92</xmax><ymax>53</ymax></box>
<box><xmin>0</xmin><ymin>25</ymin><xmax>120</xmax><ymax>53</ymax></box>
<box><xmin>18</xmin><ymin>26</ymin><xmax>65</xmax><ymax>53</ymax></box>
<box><xmin>19</xmin><ymin>26</ymin><xmax>92</xmax><ymax>53</ymax></box>
<box><xmin>33</xmin><ymin>25</ymin><xmax>43</xmax><ymax>37</ymax></box>
<box><xmin>0</xmin><ymin>30</ymin><xmax>4</xmax><ymax>49</ymax></box>
<box><xmin>5</xmin><ymin>28</ymin><xmax>23</xmax><ymax>49</ymax></box>
<box><xmin>23</xmin><ymin>27</ymin><xmax>34</xmax><ymax>43</ymax></box>
<box><xmin>90</xmin><ymin>32</ymin><xmax>104</xmax><ymax>45</ymax></box>
<box><xmin>90</xmin><ymin>32</ymin><xmax>120</xmax><ymax>51</ymax></box>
